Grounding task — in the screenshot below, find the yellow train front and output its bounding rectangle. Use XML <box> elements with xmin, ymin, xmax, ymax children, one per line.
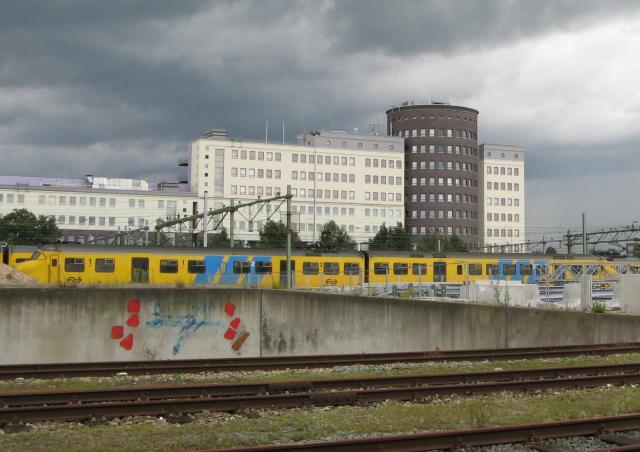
<box><xmin>14</xmin><ymin>244</ymin><xmax>365</xmax><ymax>289</ymax></box>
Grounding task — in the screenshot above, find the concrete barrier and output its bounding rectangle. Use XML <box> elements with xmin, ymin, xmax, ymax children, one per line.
<box><xmin>614</xmin><ymin>275</ymin><xmax>640</xmax><ymax>314</ymax></box>
<box><xmin>459</xmin><ymin>281</ymin><xmax>539</xmax><ymax>308</ymax></box>
<box><xmin>2</xmin><ymin>287</ymin><xmax>640</xmax><ymax>364</ymax></box>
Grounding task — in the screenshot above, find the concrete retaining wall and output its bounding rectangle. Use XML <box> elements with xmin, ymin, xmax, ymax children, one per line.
<box><xmin>2</xmin><ymin>287</ymin><xmax>640</xmax><ymax>364</ymax></box>
<box><xmin>0</xmin><ymin>288</ymin><xmax>260</xmax><ymax>364</ymax></box>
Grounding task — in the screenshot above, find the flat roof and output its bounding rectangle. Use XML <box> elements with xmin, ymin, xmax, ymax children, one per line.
<box><xmin>386</xmin><ymin>104</ymin><xmax>479</xmax><ymax>115</ymax></box>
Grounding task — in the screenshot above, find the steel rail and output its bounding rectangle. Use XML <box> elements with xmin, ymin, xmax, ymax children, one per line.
<box><xmin>208</xmin><ymin>413</ymin><xmax>640</xmax><ymax>451</ymax></box>
<box><xmin>4</xmin><ymin>367</ymin><xmax>640</xmax><ymax>425</ymax></box>
<box><xmin>2</xmin><ymin>343</ymin><xmax>640</xmax><ymax>380</ymax></box>
<box><xmin>4</xmin><ymin>361</ymin><xmax>640</xmax><ymax>408</ymax></box>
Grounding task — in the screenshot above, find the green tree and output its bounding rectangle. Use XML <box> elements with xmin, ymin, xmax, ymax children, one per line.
<box><xmin>545</xmin><ymin>246</ymin><xmax>558</xmax><ymax>255</ymax></box>
<box><xmin>318</xmin><ymin>220</ymin><xmax>356</xmax><ymax>250</ymax></box>
<box><xmin>258</xmin><ymin>220</ymin><xmax>300</xmax><ymax>248</ymax></box>
<box><xmin>369</xmin><ymin>222</ymin><xmax>412</xmax><ymax>251</ymax></box>
<box><xmin>0</xmin><ymin>209</ymin><xmax>60</xmax><ymax>245</ymax></box>
<box><xmin>416</xmin><ymin>234</ymin><xmax>468</xmax><ymax>252</ymax></box>
<box><xmin>446</xmin><ymin>234</ymin><xmax>468</xmax><ymax>252</ymax></box>
<box><xmin>208</xmin><ymin>227</ymin><xmax>231</xmax><ymax>247</ymax></box>
<box><xmin>417</xmin><ymin>233</ymin><xmax>440</xmax><ymax>252</ymax></box>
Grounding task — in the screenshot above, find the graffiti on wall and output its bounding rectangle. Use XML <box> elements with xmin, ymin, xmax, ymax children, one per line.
<box><xmin>110</xmin><ymin>298</ymin><xmax>251</xmax><ymax>354</ymax></box>
<box><xmin>111</xmin><ymin>299</ymin><xmax>141</xmax><ymax>351</ymax></box>
<box><xmin>223</xmin><ymin>302</ymin><xmax>251</xmax><ymax>351</ymax></box>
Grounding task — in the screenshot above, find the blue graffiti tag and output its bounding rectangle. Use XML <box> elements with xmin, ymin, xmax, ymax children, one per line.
<box><xmin>145</xmin><ymin>302</ymin><xmax>226</xmax><ymax>355</ymax></box>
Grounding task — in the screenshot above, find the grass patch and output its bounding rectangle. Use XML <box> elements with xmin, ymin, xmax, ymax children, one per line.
<box><xmin>3</xmin><ymin>353</ymin><xmax>640</xmax><ymax>394</ymax></box>
<box><xmin>3</xmin><ymin>385</ymin><xmax>640</xmax><ymax>451</ymax></box>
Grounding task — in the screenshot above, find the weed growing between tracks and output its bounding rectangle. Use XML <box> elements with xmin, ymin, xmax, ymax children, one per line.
<box><xmin>3</xmin><ymin>353</ymin><xmax>640</xmax><ymax>394</ymax></box>
<box><xmin>3</xmin><ymin>384</ymin><xmax>640</xmax><ymax>450</ymax></box>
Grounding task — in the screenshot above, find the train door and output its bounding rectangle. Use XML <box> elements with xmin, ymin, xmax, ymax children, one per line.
<box><xmin>49</xmin><ymin>256</ymin><xmax>60</xmax><ymax>284</ymax></box>
<box><xmin>131</xmin><ymin>257</ymin><xmax>149</xmax><ymax>283</ymax></box>
<box><xmin>434</xmin><ymin>261</ymin><xmax>447</xmax><ymax>282</ymax></box>
<box><xmin>279</xmin><ymin>259</ymin><xmax>295</xmax><ymax>287</ymax></box>
<box><xmin>1</xmin><ymin>246</ymin><xmax>8</xmax><ymax>265</ymax></box>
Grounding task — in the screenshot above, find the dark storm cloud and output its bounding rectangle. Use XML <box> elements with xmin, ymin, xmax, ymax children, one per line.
<box><xmin>0</xmin><ymin>0</ymin><xmax>639</xmax><ymax>188</ymax></box>
<box><xmin>325</xmin><ymin>0</ymin><xmax>640</xmax><ymax>55</ymax></box>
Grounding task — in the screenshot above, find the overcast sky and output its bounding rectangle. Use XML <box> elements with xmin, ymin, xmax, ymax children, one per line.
<box><xmin>1</xmin><ymin>0</ymin><xmax>639</xmax><ymax>242</ymax></box>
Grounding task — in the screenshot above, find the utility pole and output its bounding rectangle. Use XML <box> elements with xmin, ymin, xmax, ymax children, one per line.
<box><xmin>286</xmin><ymin>184</ymin><xmax>292</xmax><ymax>289</ymax></box>
<box><xmin>203</xmin><ymin>191</ymin><xmax>208</xmax><ymax>248</ymax></box>
<box><xmin>582</xmin><ymin>212</ymin><xmax>587</xmax><ymax>254</ymax></box>
<box><xmin>310</xmin><ymin>131</ymin><xmax>320</xmax><ymax>242</ymax></box>
<box><xmin>229</xmin><ymin>198</ymin><xmax>235</xmax><ymax>248</ymax></box>
<box><xmin>567</xmin><ymin>229</ymin><xmax>572</xmax><ymax>255</ymax></box>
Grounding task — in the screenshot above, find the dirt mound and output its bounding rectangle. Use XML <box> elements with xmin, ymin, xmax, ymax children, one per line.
<box><xmin>0</xmin><ymin>263</ymin><xmax>39</xmax><ymax>286</ymax></box>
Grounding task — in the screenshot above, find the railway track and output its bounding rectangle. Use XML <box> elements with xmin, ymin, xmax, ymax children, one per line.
<box><xmin>3</xmin><ymin>361</ymin><xmax>640</xmax><ymax>426</ymax></box>
<box><xmin>2</xmin><ymin>342</ymin><xmax>640</xmax><ymax>380</ymax></box>
<box><xmin>209</xmin><ymin>413</ymin><xmax>640</xmax><ymax>451</ymax></box>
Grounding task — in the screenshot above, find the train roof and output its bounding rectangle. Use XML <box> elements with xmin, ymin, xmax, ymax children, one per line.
<box><xmin>37</xmin><ymin>244</ymin><xmax>362</xmax><ymax>257</ymax></box>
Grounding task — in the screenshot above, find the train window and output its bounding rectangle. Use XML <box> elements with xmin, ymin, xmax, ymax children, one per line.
<box><xmin>457</xmin><ymin>265</ymin><xmax>463</xmax><ymax>275</ymax></box>
<box><xmin>51</xmin><ymin>258</ymin><xmax>58</xmax><ymax>267</ymax></box>
<box><xmin>412</xmin><ymin>263</ymin><xmax>427</xmax><ymax>275</ymax></box>
<box><xmin>232</xmin><ymin>261</ymin><xmax>251</xmax><ymax>274</ymax></box>
<box><xmin>469</xmin><ymin>264</ymin><xmax>482</xmax><ymax>275</ymax></box>
<box><xmin>503</xmin><ymin>264</ymin><xmax>516</xmax><ymax>275</ymax></box>
<box><xmin>323</xmin><ymin>262</ymin><xmax>339</xmax><ymax>275</ymax></box>
<box><xmin>393</xmin><ymin>263</ymin><xmax>408</xmax><ymax>275</ymax></box>
<box><xmin>344</xmin><ymin>262</ymin><xmax>360</xmax><ymax>275</ymax></box>
<box><xmin>486</xmin><ymin>264</ymin><xmax>498</xmax><ymax>276</ymax></box>
<box><xmin>255</xmin><ymin>261</ymin><xmax>272</xmax><ymax>274</ymax></box>
<box><xmin>64</xmin><ymin>258</ymin><xmax>85</xmax><ymax>272</ymax></box>
<box><xmin>303</xmin><ymin>262</ymin><xmax>319</xmax><ymax>275</ymax></box>
<box><xmin>31</xmin><ymin>251</ymin><xmax>41</xmax><ymax>259</ymax></box>
<box><xmin>159</xmin><ymin>259</ymin><xmax>179</xmax><ymax>273</ymax></box>
<box><xmin>374</xmin><ymin>262</ymin><xmax>389</xmax><ymax>275</ymax></box>
<box><xmin>95</xmin><ymin>258</ymin><xmax>115</xmax><ymax>273</ymax></box>
<box><xmin>520</xmin><ymin>264</ymin><xmax>532</xmax><ymax>275</ymax></box>
<box><xmin>187</xmin><ymin>260</ymin><xmax>206</xmax><ymax>274</ymax></box>
<box><xmin>219</xmin><ymin>262</ymin><xmax>227</xmax><ymax>273</ymax></box>
<box><xmin>15</xmin><ymin>258</ymin><xmax>27</xmax><ymax>263</ymax></box>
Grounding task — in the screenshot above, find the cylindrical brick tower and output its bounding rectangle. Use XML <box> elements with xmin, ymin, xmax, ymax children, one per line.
<box><xmin>386</xmin><ymin>102</ymin><xmax>480</xmax><ymax>249</ymax></box>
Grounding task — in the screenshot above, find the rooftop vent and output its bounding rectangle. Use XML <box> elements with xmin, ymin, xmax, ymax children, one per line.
<box><xmin>202</xmin><ymin>129</ymin><xmax>227</xmax><ymax>139</ymax></box>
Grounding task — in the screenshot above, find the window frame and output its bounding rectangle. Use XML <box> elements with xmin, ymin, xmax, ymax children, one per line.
<box><xmin>64</xmin><ymin>257</ymin><xmax>85</xmax><ymax>273</ymax></box>
<box><xmin>302</xmin><ymin>262</ymin><xmax>320</xmax><ymax>275</ymax></box>
<box><xmin>344</xmin><ymin>262</ymin><xmax>360</xmax><ymax>275</ymax></box>
<box><xmin>232</xmin><ymin>261</ymin><xmax>251</xmax><ymax>274</ymax></box>
<box><xmin>374</xmin><ymin>262</ymin><xmax>389</xmax><ymax>275</ymax></box>
<box><xmin>187</xmin><ymin>260</ymin><xmax>206</xmax><ymax>274</ymax></box>
<box><xmin>393</xmin><ymin>262</ymin><xmax>409</xmax><ymax>275</ymax></box>
<box><xmin>159</xmin><ymin>259</ymin><xmax>179</xmax><ymax>274</ymax></box>
<box><xmin>412</xmin><ymin>263</ymin><xmax>427</xmax><ymax>276</ymax></box>
<box><xmin>95</xmin><ymin>258</ymin><xmax>115</xmax><ymax>273</ymax></box>
<box><xmin>323</xmin><ymin>262</ymin><xmax>339</xmax><ymax>275</ymax></box>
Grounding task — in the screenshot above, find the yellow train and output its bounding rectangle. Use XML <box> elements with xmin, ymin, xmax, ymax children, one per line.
<box><xmin>10</xmin><ymin>244</ymin><xmax>363</xmax><ymax>288</ymax></box>
<box><xmin>3</xmin><ymin>243</ymin><xmax>620</xmax><ymax>288</ymax></box>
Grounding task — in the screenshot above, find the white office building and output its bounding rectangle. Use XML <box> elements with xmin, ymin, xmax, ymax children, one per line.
<box><xmin>0</xmin><ymin>175</ymin><xmax>196</xmax><ymax>244</ymax></box>
<box><xmin>1</xmin><ymin>129</ymin><xmax>405</xmax><ymax>247</ymax></box>
<box><xmin>479</xmin><ymin>144</ymin><xmax>526</xmax><ymax>252</ymax></box>
<box><xmin>188</xmin><ymin>130</ymin><xmax>405</xmax><ymax>244</ymax></box>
